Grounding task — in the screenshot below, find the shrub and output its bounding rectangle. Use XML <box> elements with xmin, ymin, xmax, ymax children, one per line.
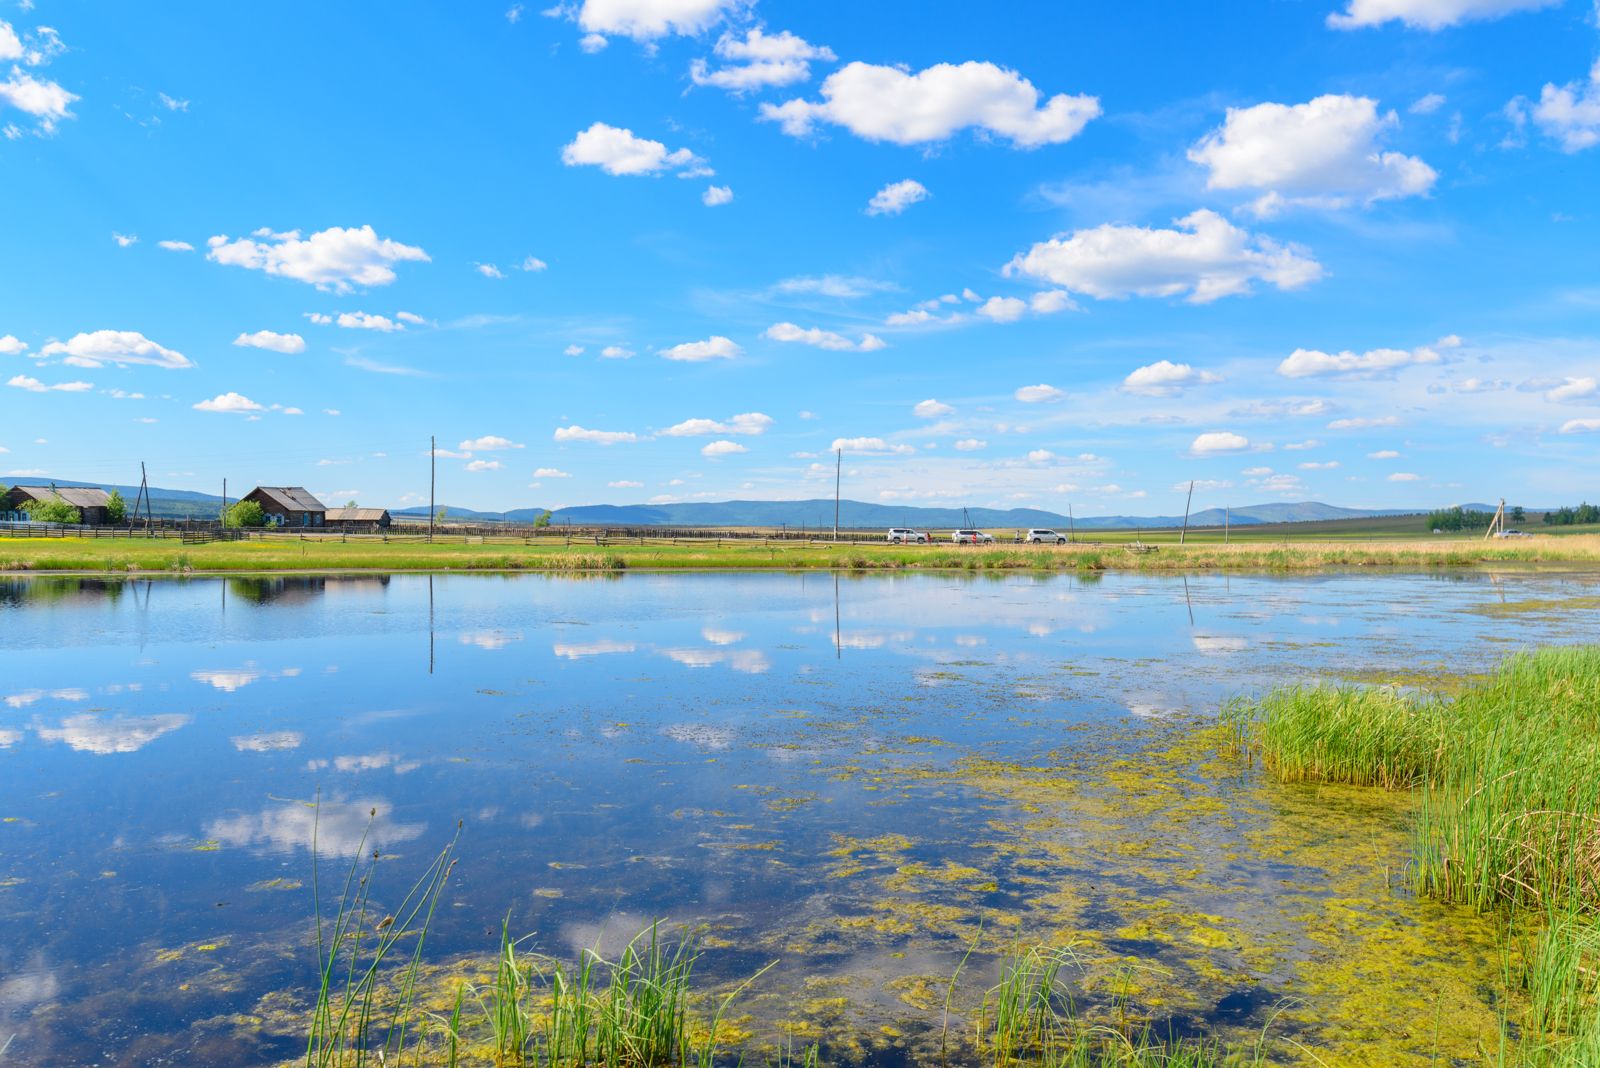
<box><xmin>225</xmin><ymin>500</ymin><xmax>266</xmax><ymax>528</ymax></box>
<box><xmin>22</xmin><ymin>497</ymin><xmax>82</xmax><ymax>524</ymax></box>
<box><xmin>105</xmin><ymin>489</ymin><xmax>127</xmax><ymax>524</ymax></box>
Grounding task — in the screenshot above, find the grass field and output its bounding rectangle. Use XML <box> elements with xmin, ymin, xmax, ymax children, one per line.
<box><xmin>4</xmin><ymin>532</ymin><xmax>1600</xmax><ymax>574</ymax></box>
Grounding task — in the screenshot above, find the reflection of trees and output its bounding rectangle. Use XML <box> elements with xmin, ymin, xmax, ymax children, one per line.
<box><xmin>226</xmin><ymin>574</ymin><xmax>392</xmax><ymax>605</ymax></box>
<box><xmin>0</xmin><ymin>577</ymin><xmax>128</xmax><ymax>607</ymax></box>
<box><xmin>204</xmin><ymin>798</ymin><xmax>425</xmax><ymax>857</ymax></box>
<box><xmin>33</xmin><ymin>713</ymin><xmax>189</xmax><ymax>754</ymax></box>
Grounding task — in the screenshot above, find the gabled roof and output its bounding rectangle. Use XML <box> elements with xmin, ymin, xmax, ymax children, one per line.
<box><xmin>325</xmin><ymin>507</ymin><xmax>389</xmax><ymax>521</ymax></box>
<box><xmin>12</xmin><ymin>485</ymin><xmax>111</xmax><ymax>509</ymax></box>
<box><xmin>248</xmin><ymin>486</ymin><xmax>326</xmax><ymax>513</ymax></box>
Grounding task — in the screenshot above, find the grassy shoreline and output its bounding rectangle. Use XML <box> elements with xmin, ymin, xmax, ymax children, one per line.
<box><xmin>4</xmin><ymin>533</ymin><xmax>1600</xmax><ymax>575</ymax></box>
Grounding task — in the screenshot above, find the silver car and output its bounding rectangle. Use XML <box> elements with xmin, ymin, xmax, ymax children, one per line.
<box><xmin>1026</xmin><ymin>528</ymin><xmax>1067</xmax><ymax>545</ymax></box>
<box><xmin>886</xmin><ymin>527</ymin><xmax>928</xmax><ymax>544</ymax></box>
<box><xmin>952</xmin><ymin>529</ymin><xmax>995</xmax><ymax>544</ymax></box>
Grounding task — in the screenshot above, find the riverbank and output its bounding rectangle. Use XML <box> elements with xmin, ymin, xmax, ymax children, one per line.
<box><xmin>4</xmin><ymin>533</ymin><xmax>1599</xmax><ymax>574</ymax></box>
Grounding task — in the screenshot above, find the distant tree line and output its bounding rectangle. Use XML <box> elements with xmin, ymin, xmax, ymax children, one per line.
<box><xmin>1543</xmin><ymin>503</ymin><xmax>1600</xmax><ymax>526</ymax></box>
<box><xmin>1426</xmin><ymin>507</ymin><xmax>1495</xmax><ymax>532</ymax></box>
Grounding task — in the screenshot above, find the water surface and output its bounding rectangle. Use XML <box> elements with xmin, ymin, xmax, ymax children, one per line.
<box><xmin>3</xmin><ymin>569</ymin><xmax>1599</xmax><ymax>1065</ymax></box>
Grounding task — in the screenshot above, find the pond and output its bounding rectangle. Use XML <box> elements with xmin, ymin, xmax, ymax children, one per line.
<box><xmin>3</xmin><ymin>569</ymin><xmax>1600</xmax><ymax>1066</ymax></box>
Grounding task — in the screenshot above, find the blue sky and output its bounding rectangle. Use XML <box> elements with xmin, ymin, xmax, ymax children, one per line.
<box><xmin>2</xmin><ymin>0</ymin><xmax>1598</xmax><ymax>515</ymax></box>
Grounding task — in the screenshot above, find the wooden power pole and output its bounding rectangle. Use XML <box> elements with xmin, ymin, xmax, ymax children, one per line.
<box><xmin>429</xmin><ymin>435</ymin><xmax>436</xmax><ymax>544</ymax></box>
<box><xmin>833</xmin><ymin>448</ymin><xmax>841</xmax><ymax>542</ymax></box>
<box><xmin>1180</xmin><ymin>480</ymin><xmax>1195</xmax><ymax>545</ymax></box>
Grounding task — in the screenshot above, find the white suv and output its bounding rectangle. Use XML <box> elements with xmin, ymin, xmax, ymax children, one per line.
<box><xmin>1026</xmin><ymin>529</ymin><xmax>1067</xmax><ymax>545</ymax></box>
<box><xmin>886</xmin><ymin>528</ymin><xmax>928</xmax><ymax>544</ymax></box>
<box><xmin>952</xmin><ymin>529</ymin><xmax>994</xmax><ymax>544</ymax></box>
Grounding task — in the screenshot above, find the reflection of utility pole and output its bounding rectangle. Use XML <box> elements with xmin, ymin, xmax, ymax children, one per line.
<box><xmin>833</xmin><ymin>449</ymin><xmax>841</xmax><ymax>542</ymax></box>
<box><xmin>428</xmin><ymin>573</ymin><xmax>435</xmax><ymax>674</ymax></box>
<box><xmin>1183</xmin><ymin>575</ymin><xmax>1194</xmax><ymax>627</ymax></box>
<box><xmin>833</xmin><ymin>571</ymin><xmax>841</xmax><ymax>660</ymax></box>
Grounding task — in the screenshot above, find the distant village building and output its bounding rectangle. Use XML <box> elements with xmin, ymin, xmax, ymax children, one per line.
<box><xmin>4</xmin><ymin>485</ymin><xmax>113</xmax><ymax>524</ymax></box>
<box><xmin>242</xmin><ymin>486</ymin><xmax>327</xmax><ymax>528</ymax></box>
<box><xmin>324</xmin><ymin>507</ymin><xmax>392</xmax><ymax>531</ymax></box>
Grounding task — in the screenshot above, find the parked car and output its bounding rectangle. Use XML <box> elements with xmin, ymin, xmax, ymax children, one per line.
<box><xmin>952</xmin><ymin>528</ymin><xmax>995</xmax><ymax>544</ymax></box>
<box><xmin>1026</xmin><ymin>528</ymin><xmax>1067</xmax><ymax>545</ymax></box>
<box><xmin>886</xmin><ymin>527</ymin><xmax>928</xmax><ymax>544</ymax></box>
<box><xmin>1495</xmin><ymin>529</ymin><xmax>1532</xmax><ymax>539</ymax></box>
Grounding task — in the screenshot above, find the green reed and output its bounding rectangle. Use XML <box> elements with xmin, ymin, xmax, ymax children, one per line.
<box><xmin>1232</xmin><ymin>646</ymin><xmax>1600</xmax><ymax>1062</ymax></box>
<box><xmin>972</xmin><ymin>945</ymin><xmax>1267</xmax><ymax>1068</ymax></box>
<box><xmin>1222</xmin><ymin>684</ymin><xmax>1448</xmax><ymax>789</ymax></box>
<box><xmin>304</xmin><ymin>805</ymin><xmax>461</xmax><ymax>1068</ymax></box>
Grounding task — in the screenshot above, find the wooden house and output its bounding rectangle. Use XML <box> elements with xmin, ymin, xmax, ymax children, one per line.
<box><xmin>324</xmin><ymin>507</ymin><xmax>392</xmax><ymax>531</ymax></box>
<box><xmin>242</xmin><ymin>486</ymin><xmax>327</xmax><ymax>528</ymax></box>
<box><xmin>4</xmin><ymin>485</ymin><xmax>112</xmax><ymax>524</ymax></box>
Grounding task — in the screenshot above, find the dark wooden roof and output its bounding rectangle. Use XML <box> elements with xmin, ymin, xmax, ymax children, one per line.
<box><xmin>11</xmin><ymin>485</ymin><xmax>111</xmax><ymax>508</ymax></box>
<box><xmin>247</xmin><ymin>486</ymin><xmax>326</xmax><ymax>513</ymax></box>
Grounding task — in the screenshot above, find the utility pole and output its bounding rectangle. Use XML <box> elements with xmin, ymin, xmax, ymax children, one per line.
<box><xmin>429</xmin><ymin>435</ymin><xmax>436</xmax><ymax>544</ymax></box>
<box><xmin>1180</xmin><ymin>480</ymin><xmax>1194</xmax><ymax>545</ymax></box>
<box><xmin>1224</xmin><ymin>505</ymin><xmax>1230</xmax><ymax>544</ymax></box>
<box><xmin>833</xmin><ymin>448</ymin><xmax>841</xmax><ymax>542</ymax></box>
<box><xmin>221</xmin><ymin>478</ymin><xmax>227</xmax><ymax>526</ymax></box>
<box><xmin>1067</xmin><ymin>503</ymin><xmax>1076</xmax><ymax>543</ymax></box>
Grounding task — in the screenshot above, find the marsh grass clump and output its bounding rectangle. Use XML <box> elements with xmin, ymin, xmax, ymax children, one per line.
<box><xmin>1231</xmin><ymin>646</ymin><xmax>1600</xmax><ymax>1061</ymax></box>
<box><xmin>970</xmin><ymin>945</ymin><xmax>1262</xmax><ymax>1068</ymax></box>
<box><xmin>299</xmin><ymin>809</ymin><xmax>767</xmax><ymax>1068</ymax></box>
<box><xmin>1416</xmin><ymin>648</ymin><xmax>1600</xmax><ymax>914</ymax></box>
<box><xmin>1223</xmin><ymin>686</ymin><xmax>1448</xmax><ymax>790</ymax></box>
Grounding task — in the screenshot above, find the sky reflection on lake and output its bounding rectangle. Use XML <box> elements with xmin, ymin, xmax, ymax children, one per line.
<box><xmin>3</xmin><ymin>569</ymin><xmax>1600</xmax><ymax>1066</ymax></box>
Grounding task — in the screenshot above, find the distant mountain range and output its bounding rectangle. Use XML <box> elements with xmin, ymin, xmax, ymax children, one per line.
<box><xmin>396</xmin><ymin>498</ymin><xmax>1427</xmax><ymax>530</ymax></box>
<box><xmin>4</xmin><ymin>476</ymin><xmax>1510</xmax><ymax>530</ymax></box>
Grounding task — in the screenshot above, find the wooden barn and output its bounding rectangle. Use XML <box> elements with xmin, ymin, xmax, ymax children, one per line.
<box><xmin>242</xmin><ymin>486</ymin><xmax>327</xmax><ymax>528</ymax></box>
<box><xmin>4</xmin><ymin>485</ymin><xmax>113</xmax><ymax>524</ymax></box>
<box><xmin>324</xmin><ymin>507</ymin><xmax>392</xmax><ymax>531</ymax></box>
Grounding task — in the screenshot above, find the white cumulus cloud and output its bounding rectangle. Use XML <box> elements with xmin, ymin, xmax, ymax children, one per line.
<box><xmin>459</xmin><ymin>435</ymin><xmax>524</xmax><ymax>451</ymax></box>
<box><xmin>465</xmin><ymin>459</ymin><xmax>503</xmax><ymax>472</ymax></box>
<box><xmin>701</xmin><ymin>439</ymin><xmax>746</xmax><ymax>457</ymax></box>
<box><xmin>954</xmin><ymin>438</ymin><xmax>986</xmax><ymax>451</ymax></box>
<box><xmin>977</xmin><ymin>296</ymin><xmax>1027</xmax><ymax>323</ymax></box>
<box><xmin>690</xmin><ymin>28</ymin><xmax>835</xmax><ymax>93</ymax></box>
<box><xmin>1278</xmin><ymin>339</ymin><xmax>1446</xmax><ymax>378</ymax></box>
<box><xmin>662</xmin><ymin>412</ymin><xmax>772</xmax><ymax>436</ymax></box>
<box><xmin>157</xmin><ymin>240</ymin><xmax>195</xmax><ymax>252</ymax></box>
<box><xmin>561</xmin><ymin>121</ymin><xmax>706</xmax><ymax>176</ymax></box>
<box><xmin>193</xmin><ymin>392</ymin><xmax>264</xmax><ymax>414</ymax></box>
<box><xmin>1015</xmin><ymin>383</ymin><xmax>1063</xmax><ymax>403</ymax></box>
<box><xmin>764</xmin><ymin>322</ymin><xmax>884</xmax><ymax>351</ymax></box>
<box><xmin>660</xmin><ymin>335</ymin><xmax>741</xmax><ymax>361</ymax></box>
<box><xmin>1189</xmin><ymin>94</ymin><xmax>1436</xmax><ymax>214</ymax></box>
<box><xmin>1526</xmin><ymin>60</ymin><xmax>1600</xmax><ymax>153</ymax></box>
<box><xmin>554</xmin><ymin>425</ymin><xmax>639</xmax><ymax>445</ymax></box>
<box><xmin>702</xmin><ymin>184</ymin><xmax>733</xmax><ymax>206</ymax></box>
<box><xmin>0</xmin><ymin>335</ymin><xmax>27</xmax><ymax>355</ymax></box>
<box><xmin>1560</xmin><ymin>418</ymin><xmax>1600</xmax><ymax>434</ymax></box>
<box><xmin>9</xmin><ymin>374</ymin><xmax>90</xmax><ymax>393</ymax></box>
<box><xmin>1122</xmin><ymin>360</ymin><xmax>1222</xmax><ymax>396</ymax></box>
<box><xmin>1191</xmin><ymin>431</ymin><xmax>1251</xmax><ymax>455</ymax></box>
<box><xmin>913</xmin><ymin>399</ymin><xmax>954</xmax><ymax>418</ymax></box>
<box><xmin>40</xmin><ymin>330</ymin><xmax>192</xmax><ymax>370</ymax></box>
<box><xmin>207</xmin><ymin>225</ymin><xmax>429</xmax><ymax>293</ymax></box>
<box><xmin>831</xmin><ymin>436</ymin><xmax>914</xmax><ymax>456</ymax></box>
<box><xmin>1328</xmin><ymin>0</ymin><xmax>1556</xmax><ymax>30</ymax></box>
<box><xmin>534</xmin><ymin>467</ymin><xmax>571</xmax><ymax>478</ymax></box>
<box><xmin>762</xmin><ymin>60</ymin><xmax>1100</xmax><ymax>148</ymax></box>
<box><xmin>866</xmin><ymin>179</ymin><xmax>930</xmax><ymax>216</ymax></box>
<box><xmin>233</xmin><ymin>330</ymin><xmax>306</xmax><ymax>354</ymax></box>
<box><xmin>559</xmin><ymin>0</ymin><xmax>740</xmax><ymax>42</ymax></box>
<box><xmin>1006</xmin><ymin>209</ymin><xmax>1322</xmax><ymax>303</ymax></box>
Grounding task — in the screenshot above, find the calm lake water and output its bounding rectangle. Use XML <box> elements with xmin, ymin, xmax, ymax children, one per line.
<box><xmin>4</xmin><ymin>569</ymin><xmax>1600</xmax><ymax>1066</ymax></box>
